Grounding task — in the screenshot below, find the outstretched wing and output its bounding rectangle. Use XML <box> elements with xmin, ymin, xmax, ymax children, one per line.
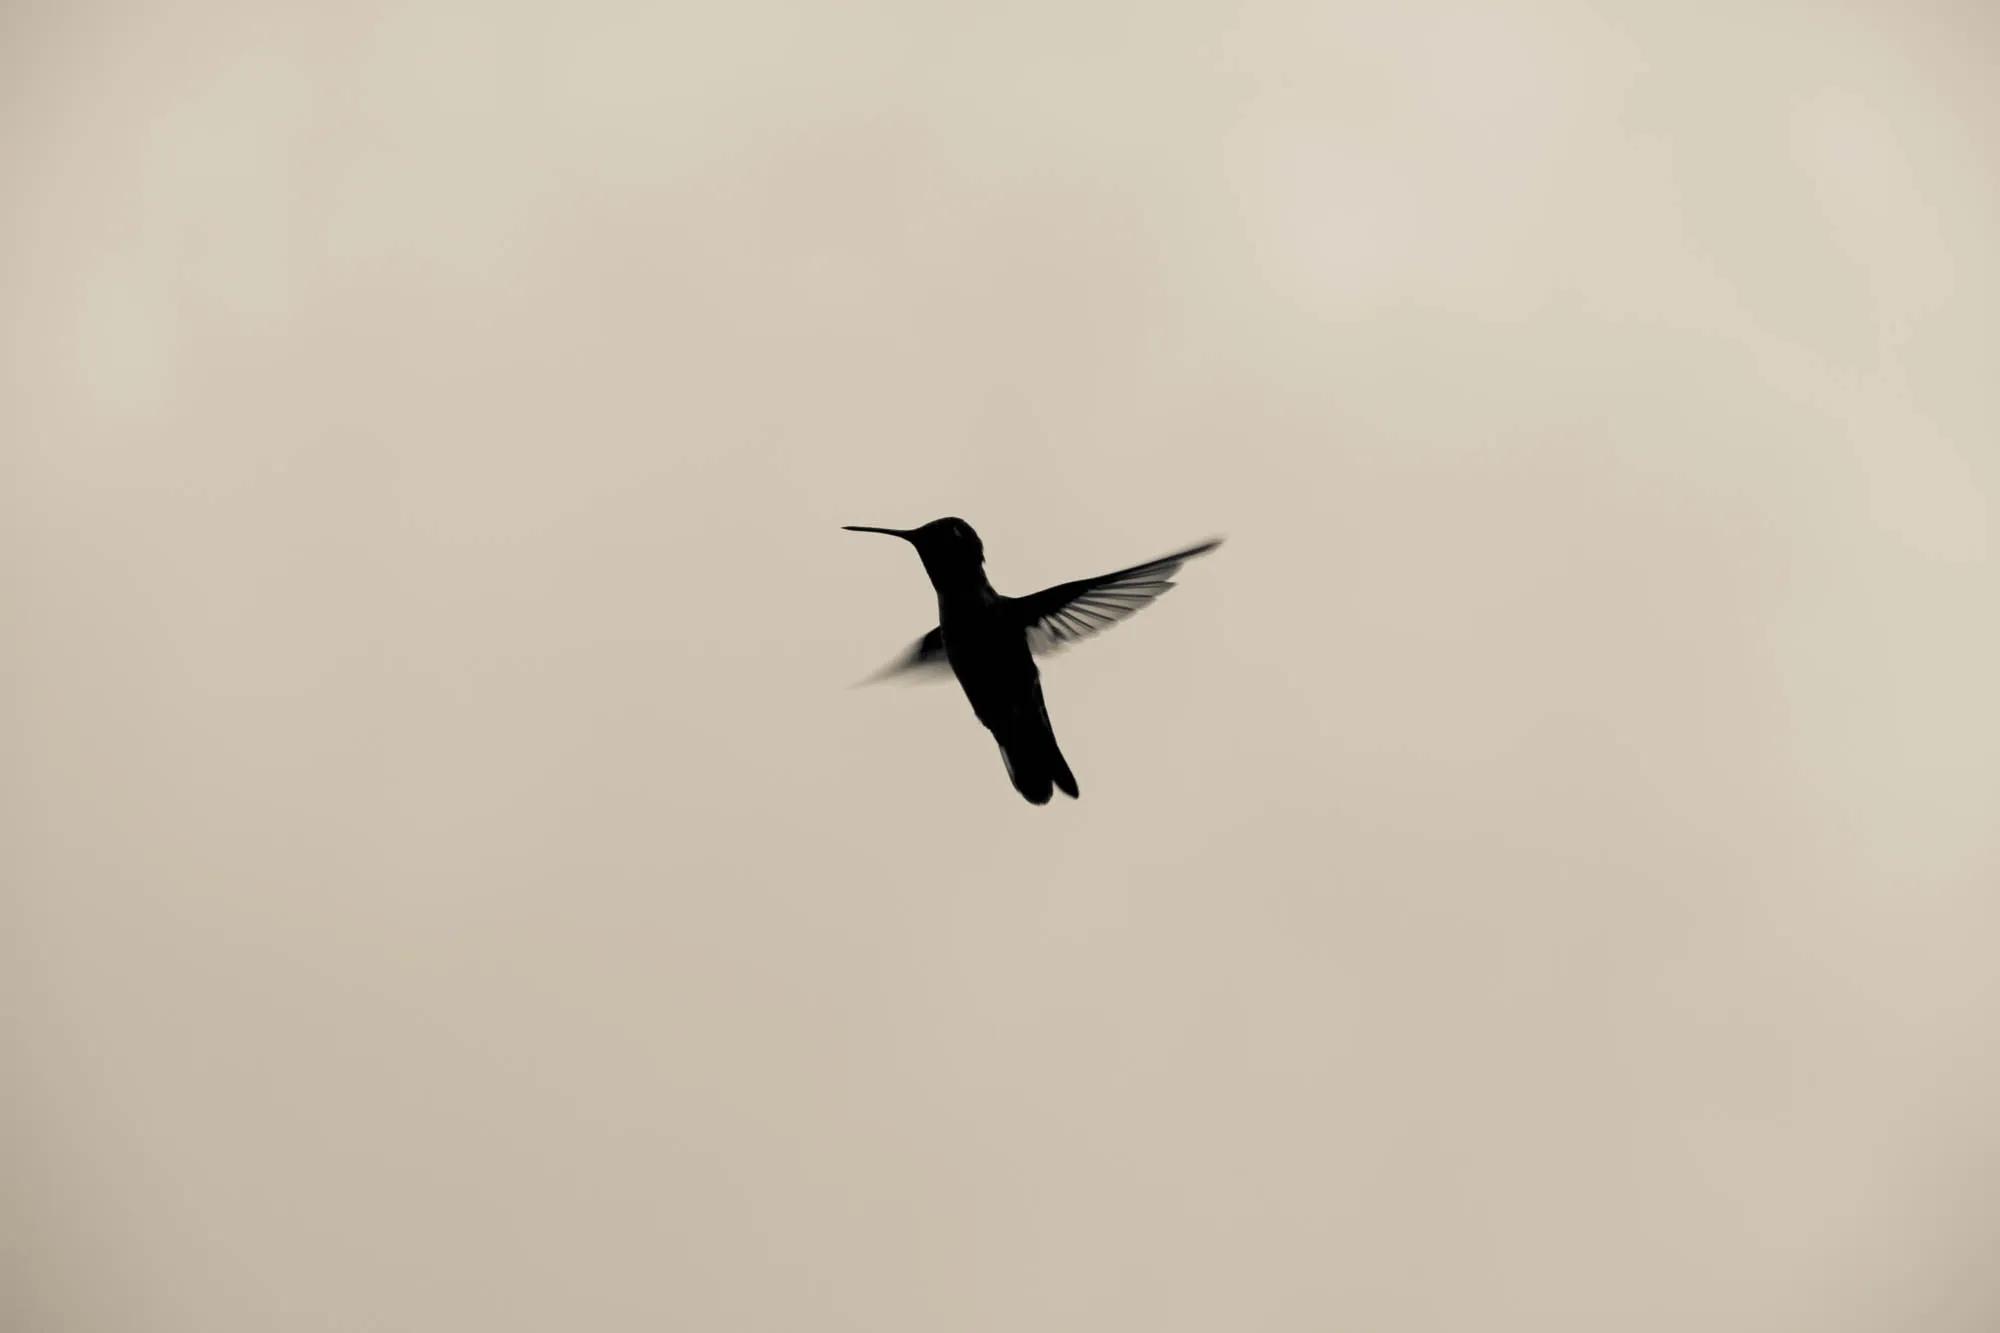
<box><xmin>857</xmin><ymin>627</ymin><xmax>951</xmax><ymax>684</ymax></box>
<box><xmin>1010</xmin><ymin>538</ymin><xmax>1223</xmax><ymax>656</ymax></box>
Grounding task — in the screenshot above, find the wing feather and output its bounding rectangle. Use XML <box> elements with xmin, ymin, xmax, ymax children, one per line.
<box><xmin>857</xmin><ymin>626</ymin><xmax>951</xmax><ymax>684</ymax></box>
<box><xmin>1010</xmin><ymin>538</ymin><xmax>1223</xmax><ymax>656</ymax></box>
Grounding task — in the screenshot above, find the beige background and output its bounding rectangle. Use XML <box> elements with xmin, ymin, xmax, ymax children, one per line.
<box><xmin>5</xmin><ymin>1</ymin><xmax>1998</xmax><ymax>1329</ymax></box>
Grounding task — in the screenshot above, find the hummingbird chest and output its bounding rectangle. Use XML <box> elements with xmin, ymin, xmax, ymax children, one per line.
<box><xmin>937</xmin><ymin>592</ymin><xmax>1035</xmax><ymax>692</ymax></box>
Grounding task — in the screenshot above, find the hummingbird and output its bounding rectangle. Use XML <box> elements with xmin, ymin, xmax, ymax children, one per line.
<box><xmin>843</xmin><ymin>518</ymin><xmax>1223</xmax><ymax>804</ymax></box>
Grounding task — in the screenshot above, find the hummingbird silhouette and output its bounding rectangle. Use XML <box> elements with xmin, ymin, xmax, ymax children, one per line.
<box><xmin>843</xmin><ymin>518</ymin><xmax>1223</xmax><ymax>804</ymax></box>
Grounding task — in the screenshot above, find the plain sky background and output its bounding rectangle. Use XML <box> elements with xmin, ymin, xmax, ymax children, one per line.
<box><xmin>5</xmin><ymin>1</ymin><xmax>1998</xmax><ymax>1329</ymax></box>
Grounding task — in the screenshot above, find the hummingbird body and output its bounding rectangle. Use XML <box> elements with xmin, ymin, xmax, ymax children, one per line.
<box><xmin>936</xmin><ymin>580</ymin><xmax>1076</xmax><ymax>804</ymax></box>
<box><xmin>844</xmin><ymin>518</ymin><xmax>1221</xmax><ymax>804</ymax></box>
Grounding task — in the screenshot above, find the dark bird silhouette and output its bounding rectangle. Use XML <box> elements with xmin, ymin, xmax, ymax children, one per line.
<box><xmin>843</xmin><ymin>518</ymin><xmax>1223</xmax><ymax>804</ymax></box>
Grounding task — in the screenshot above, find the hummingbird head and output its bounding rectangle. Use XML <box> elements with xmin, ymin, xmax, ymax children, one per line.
<box><xmin>843</xmin><ymin>517</ymin><xmax>986</xmax><ymax>587</ymax></box>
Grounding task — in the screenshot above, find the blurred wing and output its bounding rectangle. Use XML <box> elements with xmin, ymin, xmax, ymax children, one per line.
<box><xmin>856</xmin><ymin>627</ymin><xmax>952</xmax><ymax>685</ymax></box>
<box><xmin>1011</xmin><ymin>538</ymin><xmax>1223</xmax><ymax>656</ymax></box>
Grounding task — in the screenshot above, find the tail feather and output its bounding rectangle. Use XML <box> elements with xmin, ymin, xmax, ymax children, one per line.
<box><xmin>1048</xmin><ymin>735</ymin><xmax>1078</xmax><ymax>800</ymax></box>
<box><xmin>995</xmin><ymin>708</ymin><xmax>1078</xmax><ymax>805</ymax></box>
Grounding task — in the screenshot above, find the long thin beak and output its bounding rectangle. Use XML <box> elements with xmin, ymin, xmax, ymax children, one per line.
<box><xmin>842</xmin><ymin>525</ymin><xmax>914</xmax><ymax>540</ymax></box>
